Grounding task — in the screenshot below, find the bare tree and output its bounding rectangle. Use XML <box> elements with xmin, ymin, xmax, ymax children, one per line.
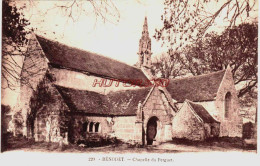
<box><xmin>153</xmin><ymin>0</ymin><xmax>257</xmax><ymax>98</ymax></box>
<box><xmin>155</xmin><ymin>0</ymin><xmax>257</xmax><ymax>49</ymax></box>
<box><xmin>23</xmin><ymin>0</ymin><xmax>120</xmax><ymax>23</ymax></box>
<box><xmin>151</xmin><ymin>51</ymin><xmax>185</xmax><ymax>78</ymax></box>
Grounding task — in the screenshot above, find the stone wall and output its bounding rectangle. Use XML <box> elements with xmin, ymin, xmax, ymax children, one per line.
<box><xmin>173</xmin><ymin>67</ymin><xmax>242</xmax><ymax>138</ymax></box>
<box><xmin>18</xmin><ymin>35</ymin><xmax>48</xmax><ymax>136</ymax></box>
<box><xmin>72</xmin><ymin>115</ymin><xmax>143</xmax><ymax>144</ymax></box>
<box><xmin>215</xmin><ymin>66</ymin><xmax>242</xmax><ymax>137</ymax></box>
<box><xmin>33</xmin><ymin>78</ymin><xmax>70</xmax><ymax>144</ymax></box>
<box><xmin>69</xmin><ymin>115</ymin><xmax>147</xmax><ymax>144</ymax></box>
<box><xmin>34</xmin><ymin>115</ymin><xmax>64</xmax><ymax>143</ymax></box>
<box><xmin>113</xmin><ymin>116</ymin><xmax>137</xmax><ymax>142</ymax></box>
<box><xmin>172</xmin><ymin>102</ymin><xmax>205</xmax><ymax>141</ymax></box>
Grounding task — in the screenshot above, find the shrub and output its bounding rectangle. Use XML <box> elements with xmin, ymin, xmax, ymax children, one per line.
<box><xmin>243</xmin><ymin>122</ymin><xmax>254</xmax><ymax>139</ymax></box>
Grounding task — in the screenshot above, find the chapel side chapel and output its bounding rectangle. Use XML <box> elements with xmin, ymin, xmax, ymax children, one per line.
<box><xmin>14</xmin><ymin>17</ymin><xmax>242</xmax><ymax>145</ymax></box>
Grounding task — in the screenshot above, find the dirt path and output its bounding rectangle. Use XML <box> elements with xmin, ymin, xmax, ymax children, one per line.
<box><xmin>3</xmin><ymin>135</ymin><xmax>256</xmax><ymax>153</ymax></box>
<box><xmin>4</xmin><ymin>142</ymin><xmax>256</xmax><ymax>153</ymax></box>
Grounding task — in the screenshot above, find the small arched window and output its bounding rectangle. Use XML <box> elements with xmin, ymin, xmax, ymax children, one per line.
<box><xmin>89</xmin><ymin>122</ymin><xmax>94</xmax><ymax>132</ymax></box>
<box><xmin>95</xmin><ymin>123</ymin><xmax>100</xmax><ymax>132</ymax></box>
<box><xmin>225</xmin><ymin>92</ymin><xmax>232</xmax><ymax>118</ymax></box>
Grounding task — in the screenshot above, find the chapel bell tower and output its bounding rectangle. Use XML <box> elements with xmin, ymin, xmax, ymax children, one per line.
<box><xmin>138</xmin><ymin>17</ymin><xmax>152</xmax><ymax>68</ymax></box>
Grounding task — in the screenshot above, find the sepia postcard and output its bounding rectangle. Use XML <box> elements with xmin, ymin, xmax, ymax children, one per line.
<box><xmin>0</xmin><ymin>0</ymin><xmax>259</xmax><ymax>165</ymax></box>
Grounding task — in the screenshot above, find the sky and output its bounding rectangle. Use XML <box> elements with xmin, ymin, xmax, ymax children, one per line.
<box><xmin>22</xmin><ymin>0</ymin><xmax>167</xmax><ymax>65</ymax></box>
<box><xmin>2</xmin><ymin>0</ymin><xmax>258</xmax><ymax>107</ymax></box>
<box><xmin>19</xmin><ymin>0</ymin><xmax>258</xmax><ymax>66</ymax></box>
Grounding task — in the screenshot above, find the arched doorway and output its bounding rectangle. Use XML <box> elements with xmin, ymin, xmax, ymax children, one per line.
<box><xmin>146</xmin><ymin>116</ymin><xmax>159</xmax><ymax>145</ymax></box>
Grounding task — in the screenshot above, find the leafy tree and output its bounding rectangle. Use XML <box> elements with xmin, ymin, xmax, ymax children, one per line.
<box><xmin>2</xmin><ymin>0</ymin><xmax>30</xmax><ymax>89</ymax></box>
<box><xmin>2</xmin><ymin>0</ymin><xmax>30</xmax><ymax>45</ymax></box>
<box><xmin>154</xmin><ymin>23</ymin><xmax>257</xmax><ymax>98</ymax></box>
<box><xmin>181</xmin><ymin>23</ymin><xmax>257</xmax><ymax>97</ymax></box>
<box><xmin>240</xmin><ymin>89</ymin><xmax>257</xmax><ymax>122</ymax></box>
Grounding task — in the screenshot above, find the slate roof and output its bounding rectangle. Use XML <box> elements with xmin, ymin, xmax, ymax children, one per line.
<box><xmin>36</xmin><ymin>35</ymin><xmax>149</xmax><ymax>86</ymax></box>
<box><xmin>55</xmin><ymin>85</ymin><xmax>151</xmax><ymax>116</ymax></box>
<box><xmin>166</xmin><ymin>70</ymin><xmax>226</xmax><ymax>102</ymax></box>
<box><xmin>187</xmin><ymin>101</ymin><xmax>219</xmax><ymax>123</ymax></box>
<box><xmin>55</xmin><ymin>86</ymin><xmax>109</xmax><ymax>115</ymax></box>
<box><xmin>106</xmin><ymin>88</ymin><xmax>151</xmax><ymax>115</ymax></box>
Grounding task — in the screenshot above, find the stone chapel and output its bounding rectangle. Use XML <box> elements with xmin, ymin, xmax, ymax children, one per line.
<box><xmin>14</xmin><ymin>17</ymin><xmax>242</xmax><ymax>145</ymax></box>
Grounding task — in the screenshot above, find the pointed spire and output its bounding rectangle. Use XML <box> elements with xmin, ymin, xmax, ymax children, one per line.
<box><xmin>138</xmin><ymin>16</ymin><xmax>152</xmax><ymax>68</ymax></box>
<box><xmin>144</xmin><ymin>16</ymin><xmax>148</xmax><ymax>28</ymax></box>
<box><xmin>142</xmin><ymin>16</ymin><xmax>149</xmax><ymax>36</ymax></box>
